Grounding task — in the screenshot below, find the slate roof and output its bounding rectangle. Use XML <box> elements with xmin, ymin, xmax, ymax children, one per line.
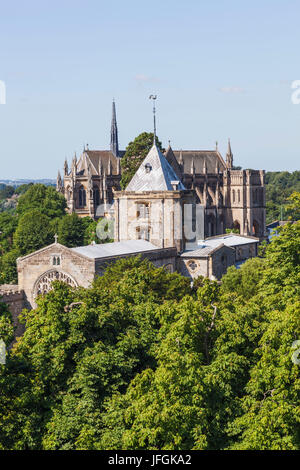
<box><xmin>72</xmin><ymin>240</ymin><xmax>159</xmax><ymax>259</ymax></box>
<box><xmin>202</xmin><ymin>234</ymin><xmax>259</xmax><ymax>248</ymax></box>
<box><xmin>165</xmin><ymin>147</ymin><xmax>226</xmax><ymax>174</ymax></box>
<box><xmin>76</xmin><ymin>150</ymin><xmax>123</xmax><ymax>176</ymax></box>
<box><xmin>181</xmin><ymin>245</ymin><xmax>222</xmax><ymax>258</ymax></box>
<box><xmin>126</xmin><ymin>144</ymin><xmax>186</xmax><ymax>192</ymax></box>
<box><xmin>181</xmin><ymin>234</ymin><xmax>258</xmax><ymax>258</ymax></box>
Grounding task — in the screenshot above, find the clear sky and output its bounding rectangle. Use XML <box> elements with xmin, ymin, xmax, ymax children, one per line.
<box><xmin>0</xmin><ymin>0</ymin><xmax>300</xmax><ymax>178</ymax></box>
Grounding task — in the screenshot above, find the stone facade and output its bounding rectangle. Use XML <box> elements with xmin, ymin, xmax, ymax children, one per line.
<box><xmin>0</xmin><ymin>285</ymin><xmax>25</xmax><ymax>339</ymax></box>
<box><xmin>180</xmin><ymin>245</ymin><xmax>236</xmax><ymax>281</ymax></box>
<box><xmin>16</xmin><ymin>241</ymin><xmax>177</xmax><ymax>310</ymax></box>
<box><xmin>114</xmin><ymin>190</ymin><xmax>196</xmax><ymax>253</ymax></box>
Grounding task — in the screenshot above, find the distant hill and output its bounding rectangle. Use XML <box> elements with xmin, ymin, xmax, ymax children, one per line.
<box><xmin>0</xmin><ymin>179</ymin><xmax>55</xmax><ymax>187</ymax></box>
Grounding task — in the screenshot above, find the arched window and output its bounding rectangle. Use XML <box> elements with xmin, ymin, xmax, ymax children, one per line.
<box><xmin>93</xmin><ymin>187</ymin><xmax>100</xmax><ymax>206</ymax></box>
<box><xmin>232</xmin><ymin>189</ymin><xmax>236</xmax><ymax>203</ymax></box>
<box><xmin>233</xmin><ymin>220</ymin><xmax>240</xmax><ymax>233</ymax></box>
<box><xmin>252</xmin><ymin>220</ymin><xmax>259</xmax><ymax>237</ymax></box>
<box><xmin>52</xmin><ymin>256</ymin><xmax>61</xmax><ymax>266</ymax></box>
<box><xmin>79</xmin><ymin>186</ymin><xmax>86</xmax><ymax>207</ymax></box>
<box><xmin>237</xmin><ymin>189</ymin><xmax>241</xmax><ymax>203</ymax></box>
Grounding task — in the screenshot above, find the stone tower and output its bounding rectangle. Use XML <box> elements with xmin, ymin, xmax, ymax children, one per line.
<box><xmin>114</xmin><ymin>143</ymin><xmax>195</xmax><ymax>252</ymax></box>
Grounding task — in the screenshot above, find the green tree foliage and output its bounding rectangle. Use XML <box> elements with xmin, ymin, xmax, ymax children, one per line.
<box><xmin>57</xmin><ymin>213</ymin><xmax>86</xmax><ymax>248</ymax></box>
<box><xmin>265</xmin><ymin>171</ymin><xmax>300</xmax><ymax>223</ymax></box>
<box><xmin>14</xmin><ymin>209</ymin><xmax>54</xmax><ymax>256</ymax></box>
<box><xmin>0</xmin><ymin>213</ymin><xmax>299</xmax><ymax>450</ymax></box>
<box><xmin>17</xmin><ymin>184</ymin><xmax>66</xmax><ymax>218</ymax></box>
<box><xmin>0</xmin><ymin>249</ymin><xmax>20</xmax><ymax>284</ymax></box>
<box><xmin>120</xmin><ymin>132</ymin><xmax>164</xmax><ymax>189</ymax></box>
<box><xmin>0</xmin><ymin>212</ymin><xmax>18</xmax><ymax>254</ymax></box>
<box><xmin>0</xmin><ymin>185</ymin><xmax>14</xmax><ymax>200</ymax></box>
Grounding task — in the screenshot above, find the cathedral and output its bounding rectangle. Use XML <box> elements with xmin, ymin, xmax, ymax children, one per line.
<box><xmin>57</xmin><ymin>101</ymin><xmax>266</xmax><ymax>240</ymax></box>
<box><xmin>1</xmin><ymin>101</ymin><xmax>265</xmax><ymax>337</ymax></box>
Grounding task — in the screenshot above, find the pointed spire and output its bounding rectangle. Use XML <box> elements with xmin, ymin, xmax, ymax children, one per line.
<box><xmin>71</xmin><ymin>152</ymin><xmax>77</xmax><ymax>176</ymax></box>
<box><xmin>226</xmin><ymin>138</ymin><xmax>233</xmax><ymax>169</ymax></box>
<box><xmin>110</xmin><ymin>99</ymin><xmax>119</xmax><ymax>157</ymax></box>
<box><xmin>56</xmin><ymin>170</ymin><xmax>63</xmax><ymax>192</ymax></box>
<box><xmin>149</xmin><ymin>95</ymin><xmax>157</xmax><ymax>144</ymax></box>
<box><xmin>64</xmin><ymin>158</ymin><xmax>68</xmax><ymax>176</ymax></box>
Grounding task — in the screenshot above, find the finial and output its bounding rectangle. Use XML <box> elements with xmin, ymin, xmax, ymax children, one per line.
<box><xmin>216</xmin><ymin>141</ymin><xmax>218</xmax><ymax>150</ymax></box>
<box><xmin>54</xmin><ymin>234</ymin><xmax>58</xmax><ymax>244</ymax></box>
<box><xmin>149</xmin><ymin>94</ymin><xmax>157</xmax><ymax>144</ymax></box>
<box><xmin>168</xmin><ymin>139</ymin><xmax>171</xmax><ymax>147</ymax></box>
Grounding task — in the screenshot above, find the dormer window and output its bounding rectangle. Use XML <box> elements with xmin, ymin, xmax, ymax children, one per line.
<box><xmin>145</xmin><ymin>163</ymin><xmax>152</xmax><ymax>173</ymax></box>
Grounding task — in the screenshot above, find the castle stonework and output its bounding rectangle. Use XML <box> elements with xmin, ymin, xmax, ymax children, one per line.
<box><xmin>0</xmin><ymin>285</ymin><xmax>25</xmax><ymax>339</ymax></box>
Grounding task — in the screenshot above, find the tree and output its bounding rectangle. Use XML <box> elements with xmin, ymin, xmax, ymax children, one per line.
<box><xmin>17</xmin><ymin>184</ymin><xmax>66</xmax><ymax>219</ymax></box>
<box><xmin>14</xmin><ymin>209</ymin><xmax>54</xmax><ymax>256</ymax></box>
<box><xmin>0</xmin><ymin>212</ymin><xmax>18</xmax><ymax>254</ymax></box>
<box><xmin>0</xmin><ymin>249</ymin><xmax>20</xmax><ymax>284</ymax></box>
<box><xmin>120</xmin><ymin>133</ymin><xmax>164</xmax><ymax>189</ymax></box>
<box><xmin>57</xmin><ymin>213</ymin><xmax>86</xmax><ymax>248</ymax></box>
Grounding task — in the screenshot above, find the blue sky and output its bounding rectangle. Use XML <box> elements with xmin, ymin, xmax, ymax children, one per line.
<box><xmin>0</xmin><ymin>0</ymin><xmax>300</xmax><ymax>178</ymax></box>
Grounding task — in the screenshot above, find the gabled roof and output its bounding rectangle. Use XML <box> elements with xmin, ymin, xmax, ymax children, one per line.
<box><xmin>202</xmin><ymin>234</ymin><xmax>259</xmax><ymax>247</ymax></box>
<box><xmin>166</xmin><ymin>148</ymin><xmax>226</xmax><ymax>174</ymax></box>
<box><xmin>126</xmin><ymin>144</ymin><xmax>186</xmax><ymax>192</ymax></box>
<box><xmin>76</xmin><ymin>150</ymin><xmax>123</xmax><ymax>176</ymax></box>
<box><xmin>72</xmin><ymin>240</ymin><xmax>159</xmax><ymax>260</ymax></box>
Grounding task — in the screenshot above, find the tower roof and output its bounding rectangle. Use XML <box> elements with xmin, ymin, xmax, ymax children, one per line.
<box><xmin>126</xmin><ymin>143</ymin><xmax>186</xmax><ymax>192</ymax></box>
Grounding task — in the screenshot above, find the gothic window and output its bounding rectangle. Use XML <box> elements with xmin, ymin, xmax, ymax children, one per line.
<box><xmin>93</xmin><ymin>187</ymin><xmax>100</xmax><ymax>206</ymax></box>
<box><xmin>52</xmin><ymin>255</ymin><xmax>61</xmax><ymax>266</ymax></box>
<box><xmin>237</xmin><ymin>189</ymin><xmax>241</xmax><ymax>203</ymax></box>
<box><xmin>79</xmin><ymin>186</ymin><xmax>86</xmax><ymax>207</ymax></box>
<box><xmin>252</xmin><ymin>220</ymin><xmax>259</xmax><ymax>237</ymax></box>
<box><xmin>34</xmin><ymin>270</ymin><xmax>77</xmax><ymax>299</ymax></box>
<box><xmin>232</xmin><ymin>189</ymin><xmax>236</xmax><ymax>203</ymax></box>
<box><xmin>233</xmin><ymin>220</ymin><xmax>241</xmax><ymax>233</ymax></box>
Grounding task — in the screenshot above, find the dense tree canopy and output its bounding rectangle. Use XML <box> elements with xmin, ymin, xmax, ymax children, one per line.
<box><xmin>0</xmin><ymin>213</ymin><xmax>299</xmax><ymax>450</ymax></box>
<box><xmin>265</xmin><ymin>171</ymin><xmax>300</xmax><ymax>223</ymax></box>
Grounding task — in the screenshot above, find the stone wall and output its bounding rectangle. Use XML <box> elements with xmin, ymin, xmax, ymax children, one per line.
<box><xmin>17</xmin><ymin>243</ymin><xmax>95</xmax><ymax>308</ymax></box>
<box><xmin>0</xmin><ymin>285</ymin><xmax>25</xmax><ymax>339</ymax></box>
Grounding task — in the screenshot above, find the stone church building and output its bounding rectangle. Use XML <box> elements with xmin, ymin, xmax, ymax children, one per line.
<box><xmin>0</xmin><ymin>102</ymin><xmax>265</xmax><ymax>338</ymax></box>
<box><xmin>57</xmin><ymin>101</ymin><xmax>266</xmax><ymax>240</ymax></box>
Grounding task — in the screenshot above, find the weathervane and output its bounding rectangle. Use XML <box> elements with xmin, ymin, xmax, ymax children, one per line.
<box><xmin>149</xmin><ymin>94</ymin><xmax>157</xmax><ymax>143</ymax></box>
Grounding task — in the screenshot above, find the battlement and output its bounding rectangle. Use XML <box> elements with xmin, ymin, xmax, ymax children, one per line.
<box><xmin>0</xmin><ymin>285</ymin><xmax>26</xmax><ymax>339</ymax></box>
